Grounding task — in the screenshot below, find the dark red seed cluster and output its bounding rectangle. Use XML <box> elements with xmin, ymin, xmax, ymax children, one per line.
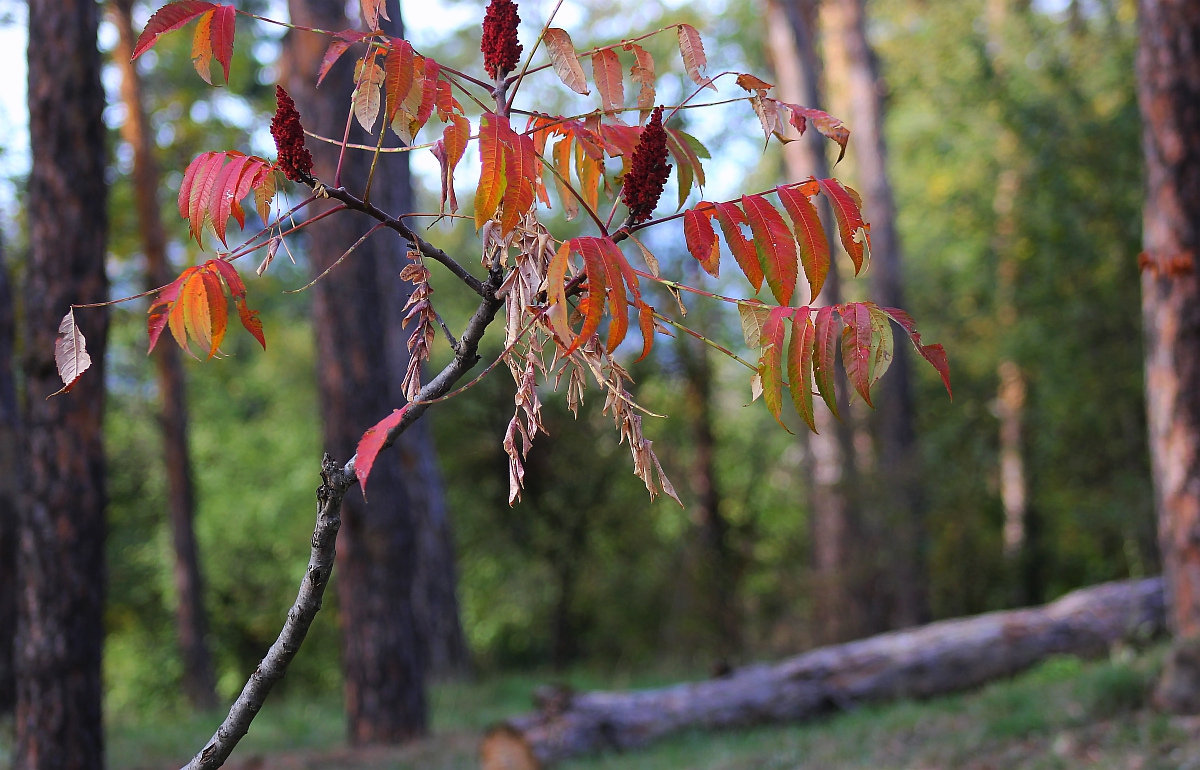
<box><xmin>622</xmin><ymin>106</ymin><xmax>673</xmax><ymax>225</ymax></box>
<box><xmin>271</xmin><ymin>86</ymin><xmax>313</xmax><ymax>183</ymax></box>
<box><xmin>481</xmin><ymin>0</ymin><xmax>523</xmax><ymax>79</ymax></box>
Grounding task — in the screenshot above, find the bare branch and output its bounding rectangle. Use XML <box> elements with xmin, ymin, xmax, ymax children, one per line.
<box><xmin>181</xmin><ymin>455</ymin><xmax>354</xmax><ymax>770</ymax></box>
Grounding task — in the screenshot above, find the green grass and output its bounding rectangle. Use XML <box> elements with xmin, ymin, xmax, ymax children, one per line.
<box><xmin>6</xmin><ymin>646</ymin><xmax>1200</xmax><ymax>769</ymax></box>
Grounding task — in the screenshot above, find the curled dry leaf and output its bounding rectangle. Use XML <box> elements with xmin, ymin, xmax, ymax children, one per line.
<box><xmin>50</xmin><ymin>308</ymin><xmax>91</xmax><ymax>398</ymax></box>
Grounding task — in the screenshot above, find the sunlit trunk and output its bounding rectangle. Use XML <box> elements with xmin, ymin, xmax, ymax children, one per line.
<box><xmin>110</xmin><ymin>0</ymin><xmax>218</xmax><ymax>710</ymax></box>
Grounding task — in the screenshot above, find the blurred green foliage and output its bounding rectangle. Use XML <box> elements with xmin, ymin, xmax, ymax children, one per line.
<box><xmin>95</xmin><ymin>0</ymin><xmax>1154</xmax><ymax>719</ymax></box>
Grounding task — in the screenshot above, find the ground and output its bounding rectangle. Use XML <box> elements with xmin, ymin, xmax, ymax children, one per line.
<box><xmin>6</xmin><ymin>645</ymin><xmax>1200</xmax><ymax>769</ymax></box>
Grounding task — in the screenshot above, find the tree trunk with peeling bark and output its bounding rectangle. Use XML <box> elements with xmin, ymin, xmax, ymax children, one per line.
<box><xmin>767</xmin><ymin>0</ymin><xmax>864</xmax><ymax>645</ymax></box>
<box><xmin>481</xmin><ymin>578</ymin><xmax>1165</xmax><ymax>769</ymax></box>
<box><xmin>17</xmin><ymin>0</ymin><xmax>109</xmax><ymax>765</ymax></box>
<box><xmin>285</xmin><ymin>0</ymin><xmax>468</xmax><ymax>742</ymax></box>
<box><xmin>1136</xmin><ymin>0</ymin><xmax>1200</xmax><ymax>713</ymax></box>
<box><xmin>110</xmin><ymin>0</ymin><xmax>218</xmax><ymax>710</ymax></box>
<box><xmin>0</xmin><ymin>241</ymin><xmax>16</xmax><ymax>715</ymax></box>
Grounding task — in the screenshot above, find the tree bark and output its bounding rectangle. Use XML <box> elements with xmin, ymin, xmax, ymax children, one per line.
<box><xmin>1135</xmin><ymin>0</ymin><xmax>1200</xmax><ymax>713</ymax></box>
<box><xmin>110</xmin><ymin>0</ymin><xmax>218</xmax><ymax>711</ymax></box>
<box><xmin>676</xmin><ymin>312</ymin><xmax>738</xmax><ymax>658</ymax></box>
<box><xmin>0</xmin><ymin>239</ymin><xmax>17</xmax><ymax>715</ymax></box>
<box><xmin>767</xmin><ymin>0</ymin><xmax>864</xmax><ymax>645</ymax></box>
<box><xmin>284</xmin><ymin>0</ymin><xmax>467</xmax><ymax>741</ymax></box>
<box><xmin>824</xmin><ymin>0</ymin><xmax>926</xmax><ymax>629</ymax></box>
<box><xmin>17</xmin><ymin>0</ymin><xmax>109</xmax><ymax>766</ymax></box>
<box><xmin>481</xmin><ymin>578</ymin><xmax>1165</xmax><ymax>769</ymax></box>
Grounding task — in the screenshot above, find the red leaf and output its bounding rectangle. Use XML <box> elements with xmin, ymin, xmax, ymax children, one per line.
<box><xmin>416</xmin><ymin>57</ymin><xmax>440</xmax><ymax>127</ymax></box>
<box><xmin>592</xmin><ymin>49</ymin><xmax>624</xmax><ymax>114</ymax></box>
<box><xmin>434</xmin><ymin>114</ymin><xmax>469</xmax><ymax>214</ymax></box>
<box><xmin>50</xmin><ymin>308</ymin><xmax>92</xmax><ymax>397</ymax></box>
<box><xmin>881</xmin><ymin>307</ymin><xmax>952</xmax><ymax>398</ymax></box>
<box><xmin>148</xmin><ymin>269</ymin><xmax>189</xmax><ymax>353</ymax></box>
<box><xmin>683</xmin><ymin>205</ymin><xmax>720</xmax><ymax>277</ymax></box>
<box><xmin>188</xmin><ymin>151</ymin><xmax>227</xmax><ymax>245</ymax></box>
<box><xmin>818</xmin><ymin>178</ymin><xmax>871</xmax><ymax>275</ymax></box>
<box><xmin>840</xmin><ymin>302</ymin><xmax>874</xmax><ymax>407</ymax></box>
<box><xmin>211</xmin><ymin>258</ymin><xmax>265</xmax><ymax>349</ymax></box>
<box><xmin>210</xmin><ymin>4</ymin><xmax>236</xmax><ymax>84</ymax></box>
<box><xmin>758</xmin><ymin>306</ymin><xmax>792</xmax><ymax>431</ymax></box>
<box><xmin>813</xmin><ymin>304</ymin><xmax>840</xmax><ymax>419</ymax></box>
<box><xmin>714</xmin><ymin>202</ymin><xmax>763</xmax><ymax>292</ymax></box>
<box><xmin>599</xmin><ymin>236</ymin><xmax>651</xmax><ymax>359</ymax></box>
<box><xmin>384</xmin><ymin>39</ymin><xmax>415</xmax><ymax>122</ymax></box>
<box><xmin>474</xmin><ymin>113</ymin><xmax>510</xmax><ymax>230</ymax></box>
<box><xmin>133</xmin><ymin>1</ymin><xmax>216</xmax><ymax>60</ymax></box>
<box><xmin>677</xmin><ymin>24</ymin><xmax>714</xmax><ymax>90</ymax></box>
<box><xmin>785</xmin><ymin>104</ymin><xmax>850</xmax><ymax>161</ymax></box>
<box><xmin>741</xmin><ymin>193</ymin><xmax>797</xmax><ymax>305</ymax></box>
<box><xmin>317</xmin><ymin>34</ymin><xmax>358</xmax><ymax>86</ymax></box>
<box><xmin>788</xmin><ymin>307</ymin><xmax>816</xmax><ymax>432</ymax></box>
<box><xmin>500</xmin><ymin>132</ymin><xmax>536</xmax><ymax>236</ymax></box>
<box><xmin>209</xmin><ymin>154</ymin><xmax>252</xmax><ymax>246</ymax></box>
<box><xmin>776</xmin><ymin>183</ymin><xmax>829</xmax><ymax>301</ymax></box>
<box><xmin>355</xmin><ymin>405</ymin><xmax>410</xmax><ymax>495</ymax></box>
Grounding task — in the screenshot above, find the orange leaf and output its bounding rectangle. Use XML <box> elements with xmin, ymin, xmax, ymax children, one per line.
<box><xmin>818</xmin><ymin>178</ymin><xmax>871</xmax><ymax>275</ymax></box>
<box><xmin>500</xmin><ymin>132</ymin><xmax>536</xmax><ymax>236</ymax></box>
<box><xmin>544</xmin><ymin>28</ymin><xmax>589</xmax><ymax>95</ymax></box>
<box><xmin>133</xmin><ymin>1</ymin><xmax>215</xmax><ymax>60</ymax></box>
<box><xmin>788</xmin><ymin>307</ymin><xmax>816</xmax><ymax>432</ymax></box>
<box><xmin>713</xmin><ymin>202</ymin><xmax>762</xmax><ymax>292</ymax></box>
<box><xmin>776</xmin><ymin>183</ymin><xmax>829</xmax><ymax>302</ymax></box>
<box><xmin>434</xmin><ymin>114</ymin><xmax>469</xmax><ymax>214</ymax></box>
<box><xmin>201</xmin><ymin>268</ymin><xmax>228</xmax><ymax>357</ymax></box>
<box><xmin>181</xmin><ymin>271</ymin><xmax>212</xmax><ymax>355</ymax></box>
<box><xmin>677</xmin><ymin>24</ymin><xmax>714</xmax><ymax>90</ymax></box>
<box><xmin>49</xmin><ymin>309</ymin><xmax>92</xmax><ymax>397</ymax></box>
<box><xmin>546</xmin><ymin>241</ymin><xmax>572</xmax><ymax>347</ymax></box>
<box><xmin>583</xmin><ymin>238</ymin><xmax>627</xmax><ymax>353</ymax></box>
<box><xmin>355</xmin><ymin>405</ymin><xmax>410</xmax><ymax>496</ymax></box>
<box><xmin>552</xmin><ymin>134</ymin><xmax>579</xmax><ymax>221</ymax></box>
<box><xmin>575</xmin><ymin>140</ymin><xmax>602</xmax><ymax>215</ymax></box>
<box><xmin>148</xmin><ymin>271</ymin><xmax>187</xmax><ymax>353</ymax></box>
<box><xmin>758</xmin><ymin>306</ymin><xmax>791</xmax><ymax>431</ymax></box>
<box><xmin>474</xmin><ymin>113</ymin><xmax>510</xmax><ymax>230</ymax></box>
<box><xmin>592</xmin><ymin>49</ymin><xmax>623</xmax><ymax>115</ymax></box>
<box><xmin>191</xmin><ymin>10</ymin><xmax>214</xmax><ymax>84</ymax></box>
<box><xmin>813</xmin><ymin>304</ymin><xmax>839</xmax><ymax>419</ymax></box>
<box><xmin>741</xmin><ymin>193</ymin><xmax>797</xmax><ymax>305</ymax></box>
<box><xmin>683</xmin><ymin>205</ymin><xmax>720</xmax><ymax>277</ymax></box>
<box><xmin>360</xmin><ymin>0</ymin><xmax>389</xmax><ymax>29</ymax></box>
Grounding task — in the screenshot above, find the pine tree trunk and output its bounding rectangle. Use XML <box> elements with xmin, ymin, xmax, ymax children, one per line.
<box><xmin>824</xmin><ymin>0</ymin><xmax>926</xmax><ymax>629</ymax></box>
<box><xmin>17</xmin><ymin>0</ymin><xmax>109</xmax><ymax>765</ymax></box>
<box><xmin>284</xmin><ymin>0</ymin><xmax>467</xmax><ymax>740</ymax></box>
<box><xmin>1135</xmin><ymin>0</ymin><xmax>1200</xmax><ymax>713</ymax></box>
<box><xmin>677</xmin><ymin>312</ymin><xmax>738</xmax><ymax>658</ymax></box>
<box><xmin>109</xmin><ymin>0</ymin><xmax>218</xmax><ymax>710</ymax></box>
<box><xmin>767</xmin><ymin>0</ymin><xmax>864</xmax><ymax>645</ymax></box>
<box><xmin>0</xmin><ymin>241</ymin><xmax>17</xmax><ymax>715</ymax></box>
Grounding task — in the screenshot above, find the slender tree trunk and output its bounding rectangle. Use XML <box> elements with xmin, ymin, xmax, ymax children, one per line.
<box><xmin>0</xmin><ymin>240</ymin><xmax>17</xmax><ymax>715</ymax></box>
<box><xmin>767</xmin><ymin>0</ymin><xmax>863</xmax><ymax>645</ymax></box>
<box><xmin>17</xmin><ymin>0</ymin><xmax>108</xmax><ymax>765</ymax></box>
<box><xmin>109</xmin><ymin>0</ymin><xmax>218</xmax><ymax>710</ymax></box>
<box><xmin>985</xmin><ymin>0</ymin><xmax>1034</xmax><ymax>602</ymax></box>
<box><xmin>677</xmin><ymin>319</ymin><xmax>738</xmax><ymax>658</ymax></box>
<box><xmin>1135</xmin><ymin>0</ymin><xmax>1200</xmax><ymax>713</ymax></box>
<box><xmin>823</xmin><ymin>0</ymin><xmax>926</xmax><ymax>629</ymax></box>
<box><xmin>285</xmin><ymin>0</ymin><xmax>467</xmax><ymax>740</ymax></box>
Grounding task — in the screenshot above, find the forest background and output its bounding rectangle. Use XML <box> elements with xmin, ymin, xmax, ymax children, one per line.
<box><xmin>0</xmin><ymin>0</ymin><xmax>1151</xmax><ymax>741</ymax></box>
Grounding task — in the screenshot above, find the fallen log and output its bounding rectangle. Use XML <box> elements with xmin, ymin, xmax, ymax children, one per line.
<box><xmin>480</xmin><ymin>578</ymin><xmax>1164</xmax><ymax>769</ymax></box>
